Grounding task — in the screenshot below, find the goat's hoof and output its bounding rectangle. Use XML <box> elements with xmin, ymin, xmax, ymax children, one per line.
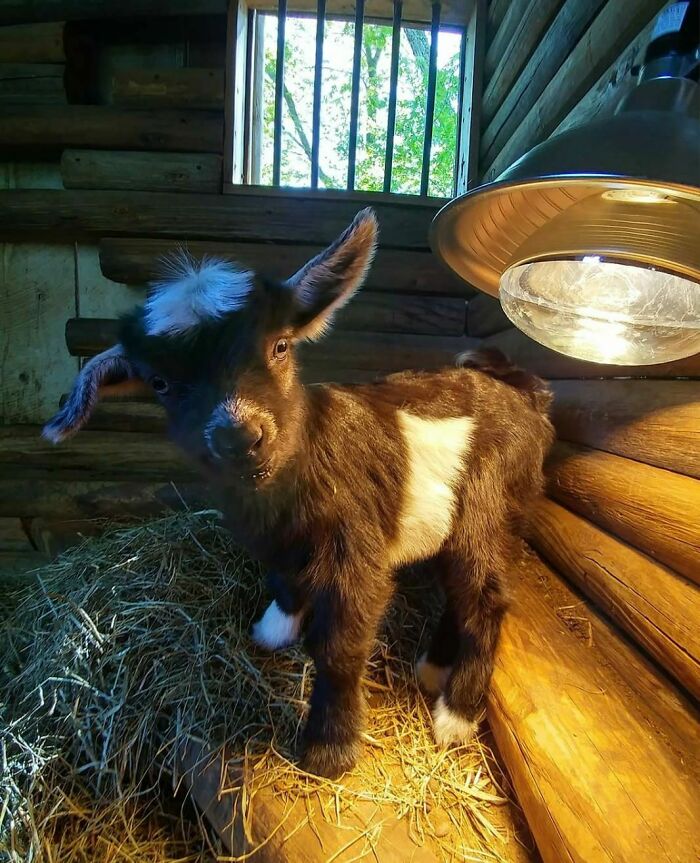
<box><xmin>251</xmin><ymin>600</ymin><xmax>302</xmax><ymax>651</ymax></box>
<box><xmin>432</xmin><ymin>695</ymin><xmax>480</xmax><ymax>747</ymax></box>
<box><xmin>300</xmin><ymin>738</ymin><xmax>360</xmax><ymax>779</ymax></box>
<box><xmin>415</xmin><ymin>652</ymin><xmax>451</xmax><ymax>696</ymax></box>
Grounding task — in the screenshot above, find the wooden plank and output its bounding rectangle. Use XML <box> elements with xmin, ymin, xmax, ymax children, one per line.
<box><xmin>550</xmin><ymin>379</ymin><xmax>700</xmax><ymax>478</ymax></box>
<box><xmin>486</xmin><ymin>0</ymin><xmax>510</xmax><ymax>42</ymax></box>
<box><xmin>250</xmin><ymin>0</ymin><xmax>468</xmax><ymax>26</ymax></box>
<box><xmin>466</xmin><ymin>292</ymin><xmax>510</xmax><ymax>337</ymax></box>
<box><xmin>484</xmin><ymin>0</ymin><xmax>666</xmax><ymax>180</ymax></box>
<box><xmin>530</xmin><ymin>497</ymin><xmax>700</xmax><ymax>701</ymax></box>
<box><xmin>482</xmin><ymin>328</ymin><xmax>700</xmax><ymax>380</ymax></box>
<box><xmin>480</xmin><ymin>0</ymin><xmax>606</xmax><ymax>168</ymax></box>
<box><xmin>99</xmin><ymin>237</ymin><xmax>473</xmax><ymax>296</ymax></box>
<box><xmin>64</xmin><ymin>318</ymin><xmax>476</xmax><ymax>370</ymax></box>
<box><xmin>0</xmin><ymin>189</ymin><xmax>444</xmax><ymax>250</ymax></box>
<box><xmin>77</xmin><ymin>400</ymin><xmax>167</xmax><ymax>434</ymax></box>
<box><xmin>0</xmin><ymin>62</ymin><xmax>65</xmax><ymax>103</ymax></box>
<box><xmin>0</xmin><ymin>242</ymin><xmax>78</xmax><ymax>424</ymax></box>
<box><xmin>456</xmin><ymin>0</ymin><xmax>487</xmax><ymax>193</ymax></box>
<box><xmin>0</xmin><ymin>22</ymin><xmax>64</xmax><ymax>62</ymax></box>
<box><xmin>61</xmin><ymin>150</ymin><xmax>223</xmax><ymax>193</ymax></box>
<box><xmin>0</xmin><ymin>426</ymin><xmax>194</xmax><ymax>481</ymax></box>
<box><xmin>0</xmin><ymin>106</ymin><xmax>224</xmax><ymax>154</ymax></box>
<box><xmin>111</xmin><ymin>67</ymin><xmax>224</xmax><ymax>109</ymax></box>
<box><xmin>0</xmin><ymin>477</ymin><xmax>205</xmax><ymax>519</ymax></box>
<box><xmin>547</xmin><ymin>441</ymin><xmax>700</xmax><ymax>584</ymax></box>
<box><xmin>553</xmin><ymin>8</ymin><xmax>662</xmax><ymax>136</ymax></box>
<box><xmin>490</xmin><ymin>552</ymin><xmax>699</xmax><ymax>863</ymax></box>
<box><xmin>0</xmin><ymin>1</ymin><xmax>227</xmax><ymax>25</ymax></box>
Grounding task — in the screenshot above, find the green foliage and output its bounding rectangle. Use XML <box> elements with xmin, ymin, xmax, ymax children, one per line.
<box><xmin>259</xmin><ymin>15</ymin><xmax>462</xmax><ymax>198</ymax></box>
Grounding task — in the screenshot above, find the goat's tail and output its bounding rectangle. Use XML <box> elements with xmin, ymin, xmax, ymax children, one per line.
<box><xmin>456</xmin><ymin>347</ymin><xmax>552</xmax><ymax>413</ymax></box>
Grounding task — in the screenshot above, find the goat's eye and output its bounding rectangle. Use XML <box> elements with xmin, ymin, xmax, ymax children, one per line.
<box><xmin>150</xmin><ymin>375</ymin><xmax>170</xmax><ymax>394</ymax></box>
<box><xmin>273</xmin><ymin>338</ymin><xmax>288</xmax><ymax>360</ymax></box>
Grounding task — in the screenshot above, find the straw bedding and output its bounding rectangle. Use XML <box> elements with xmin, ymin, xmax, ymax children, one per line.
<box><xmin>0</xmin><ymin>510</ymin><xmax>525</xmax><ymax>862</ymax></box>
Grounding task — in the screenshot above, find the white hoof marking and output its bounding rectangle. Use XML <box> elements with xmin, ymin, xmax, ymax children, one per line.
<box><xmin>415</xmin><ymin>652</ymin><xmax>451</xmax><ymax>696</ymax></box>
<box><xmin>432</xmin><ymin>695</ymin><xmax>479</xmax><ymax>746</ymax></box>
<box><xmin>251</xmin><ymin>600</ymin><xmax>302</xmax><ymax>651</ymax></box>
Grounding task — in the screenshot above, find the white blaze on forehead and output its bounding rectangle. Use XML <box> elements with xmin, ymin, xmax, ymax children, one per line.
<box><xmin>144</xmin><ymin>251</ymin><xmax>253</xmax><ymax>336</ymax></box>
<box><xmin>388</xmin><ymin>412</ymin><xmax>474</xmax><ymax>567</ymax></box>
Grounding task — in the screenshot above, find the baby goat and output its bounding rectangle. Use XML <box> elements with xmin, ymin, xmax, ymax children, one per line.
<box><xmin>44</xmin><ymin>209</ymin><xmax>554</xmax><ymax>778</ymax></box>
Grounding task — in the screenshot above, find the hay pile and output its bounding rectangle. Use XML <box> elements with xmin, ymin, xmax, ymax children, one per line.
<box><xmin>0</xmin><ymin>511</ymin><xmax>522</xmax><ymax>862</ymax></box>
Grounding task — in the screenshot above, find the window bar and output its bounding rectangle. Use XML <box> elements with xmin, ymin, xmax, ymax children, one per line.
<box><xmin>383</xmin><ymin>0</ymin><xmax>403</xmax><ymax>193</ymax></box>
<box><xmin>420</xmin><ymin>2</ymin><xmax>441</xmax><ymax>196</ymax></box>
<box><xmin>242</xmin><ymin>8</ymin><xmax>256</xmax><ymax>184</ymax></box>
<box><xmin>452</xmin><ymin>27</ymin><xmax>467</xmax><ymax>196</ymax></box>
<box><xmin>272</xmin><ymin>0</ymin><xmax>287</xmax><ymax>186</ymax></box>
<box><xmin>347</xmin><ymin>0</ymin><xmax>365</xmax><ymax>190</ymax></box>
<box><xmin>310</xmin><ymin>0</ymin><xmax>326</xmax><ymax>188</ymax></box>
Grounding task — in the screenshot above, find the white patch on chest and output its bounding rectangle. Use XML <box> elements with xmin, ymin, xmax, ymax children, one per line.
<box><xmin>389</xmin><ymin>412</ymin><xmax>474</xmax><ymax>567</ymax></box>
<box><xmin>144</xmin><ymin>252</ymin><xmax>252</xmax><ymax>336</ymax></box>
<box><xmin>251</xmin><ymin>600</ymin><xmax>302</xmax><ymax>651</ymax></box>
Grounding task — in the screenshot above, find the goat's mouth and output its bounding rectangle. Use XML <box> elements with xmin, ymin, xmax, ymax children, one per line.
<box><xmin>241</xmin><ymin>457</ymin><xmax>276</xmax><ymax>485</ymax></box>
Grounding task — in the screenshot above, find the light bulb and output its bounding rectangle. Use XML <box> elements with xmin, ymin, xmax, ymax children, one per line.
<box><xmin>499</xmin><ymin>258</ymin><xmax>700</xmax><ymax>365</ymax></box>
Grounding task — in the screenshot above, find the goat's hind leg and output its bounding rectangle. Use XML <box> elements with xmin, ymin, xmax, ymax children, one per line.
<box><xmin>430</xmin><ymin>542</ymin><xmax>509</xmax><ymax>747</ymax></box>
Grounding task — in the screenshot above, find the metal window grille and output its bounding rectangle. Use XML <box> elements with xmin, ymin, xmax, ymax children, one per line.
<box><xmin>239</xmin><ymin>1</ymin><xmax>466</xmax><ymax>197</ymax></box>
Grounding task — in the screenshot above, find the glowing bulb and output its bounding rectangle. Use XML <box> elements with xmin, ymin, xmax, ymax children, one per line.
<box><xmin>499</xmin><ymin>258</ymin><xmax>700</xmax><ymax>365</ymax></box>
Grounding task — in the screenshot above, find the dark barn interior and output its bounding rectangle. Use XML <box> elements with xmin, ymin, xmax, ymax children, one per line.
<box><xmin>0</xmin><ymin>1</ymin><xmax>698</xmax><ymax>862</ymax></box>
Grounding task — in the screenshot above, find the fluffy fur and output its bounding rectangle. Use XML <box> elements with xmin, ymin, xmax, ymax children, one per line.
<box><xmin>44</xmin><ymin>209</ymin><xmax>554</xmax><ymax>779</ymax></box>
<box><xmin>252</xmin><ymin>600</ymin><xmax>303</xmax><ymax>650</ymax></box>
<box><xmin>144</xmin><ymin>251</ymin><xmax>253</xmax><ymax>336</ymax></box>
<box><xmin>416</xmin><ymin>653</ymin><xmax>451</xmax><ymax>696</ymax></box>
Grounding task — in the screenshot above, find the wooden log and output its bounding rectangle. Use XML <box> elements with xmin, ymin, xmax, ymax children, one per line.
<box><xmin>530</xmin><ymin>497</ymin><xmax>700</xmax><ymax>700</ymax></box>
<box><xmin>0</xmin><ymin>426</ymin><xmax>194</xmax><ymax>481</ymax></box>
<box><xmin>0</xmin><ymin>107</ymin><xmax>224</xmax><ymax>154</ymax></box>
<box><xmin>549</xmin><ymin>379</ymin><xmax>700</xmax><ymax>478</ymax></box>
<box><xmin>0</xmin><ymin>477</ymin><xmax>204</xmax><ymax>519</ymax></box>
<box><xmin>61</xmin><ymin>150</ymin><xmax>223</xmax><ymax>193</ymax></box>
<box><xmin>466</xmin><ymin>293</ymin><xmax>510</xmax><ymax>337</ymax></box>
<box><xmin>553</xmin><ymin>7</ymin><xmax>660</xmax><ymax>136</ymax></box>
<box><xmin>484</xmin><ymin>0</ymin><xmax>666</xmax><ymax>180</ymax></box>
<box><xmin>480</xmin><ymin>0</ymin><xmax>607</xmax><ymax>170</ymax></box>
<box><xmin>0</xmin><ymin>21</ymin><xmax>64</xmax><ymax>62</ymax></box>
<box><xmin>0</xmin><ymin>1</ymin><xmax>227</xmax><ymax>25</ymax></box>
<box><xmin>490</xmin><ymin>552</ymin><xmax>700</xmax><ymax>863</ymax></box>
<box><xmin>547</xmin><ymin>441</ymin><xmax>700</xmax><ymax>584</ymax></box>
<box><xmin>99</xmin><ymin>237</ymin><xmax>473</xmax><ymax>297</ymax></box>
<box><xmin>67</xmin><ymin>398</ymin><xmax>167</xmax><ymax>434</ymax></box>
<box><xmin>0</xmin><ymin>189</ymin><xmax>444</xmax><ymax>250</ymax></box>
<box><xmin>487</xmin><ymin>0</ymin><xmax>510</xmax><ymax>42</ymax></box>
<box><xmin>482</xmin><ymin>328</ymin><xmax>700</xmax><ymax>379</ymax></box>
<box><xmin>481</xmin><ymin>0</ymin><xmax>561</xmax><ymax>125</ymax></box>
<box><xmin>0</xmin><ymin>62</ymin><xmax>66</xmax><ymax>103</ymax></box>
<box><xmin>111</xmin><ymin>67</ymin><xmax>224</xmax><ymax>110</ymax></box>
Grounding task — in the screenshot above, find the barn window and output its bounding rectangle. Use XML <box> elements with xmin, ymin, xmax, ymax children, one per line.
<box><xmin>225</xmin><ymin>2</ymin><xmax>484</xmax><ymax>198</ymax></box>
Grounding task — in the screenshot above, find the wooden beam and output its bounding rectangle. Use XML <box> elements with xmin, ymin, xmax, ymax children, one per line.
<box><xmin>489</xmin><ymin>553</ymin><xmax>700</xmax><ymax>863</ymax></box>
<box><xmin>0</xmin><ymin>62</ymin><xmax>66</xmax><ymax>103</ymax></box>
<box><xmin>249</xmin><ymin>0</ymin><xmax>469</xmax><ymax>26</ymax></box>
<box><xmin>76</xmin><ymin>400</ymin><xmax>167</xmax><ymax>434</ymax></box>
<box><xmin>480</xmin><ymin>0</ymin><xmax>606</xmax><ymax>169</ymax></box>
<box><xmin>0</xmin><ymin>1</ymin><xmax>227</xmax><ymax>25</ymax></box>
<box><xmin>0</xmin><ymin>21</ymin><xmax>65</xmax><ymax>62</ymax></box>
<box><xmin>0</xmin><ymin>189</ymin><xmax>444</xmax><ymax>250</ymax></box>
<box><xmin>547</xmin><ymin>441</ymin><xmax>700</xmax><ymax>584</ymax></box>
<box><xmin>550</xmin><ymin>379</ymin><xmax>700</xmax><ymax>478</ymax></box>
<box><xmin>61</xmin><ymin>150</ymin><xmax>223</xmax><ymax>193</ymax></box>
<box><xmin>553</xmin><ymin>7</ymin><xmax>662</xmax><ymax>136</ymax></box>
<box><xmin>483</xmin><ymin>0</ymin><xmax>666</xmax><ymax>181</ymax></box>
<box><xmin>482</xmin><ymin>328</ymin><xmax>700</xmax><ymax>380</ymax></box>
<box><xmin>530</xmin><ymin>497</ymin><xmax>700</xmax><ymax>701</ymax></box>
<box><xmin>0</xmin><ymin>476</ymin><xmax>204</xmax><ymax>519</ymax></box>
<box><xmin>486</xmin><ymin>0</ymin><xmax>510</xmax><ymax>43</ymax></box>
<box><xmin>455</xmin><ymin>0</ymin><xmax>486</xmax><ymax>193</ymax></box>
<box><xmin>110</xmin><ymin>67</ymin><xmax>224</xmax><ymax>110</ymax></box>
<box><xmin>99</xmin><ymin>237</ymin><xmax>473</xmax><ymax>296</ymax></box>
<box><xmin>466</xmin><ymin>292</ymin><xmax>510</xmax><ymax>337</ymax></box>
<box><xmin>0</xmin><ymin>107</ymin><xmax>224</xmax><ymax>154</ymax></box>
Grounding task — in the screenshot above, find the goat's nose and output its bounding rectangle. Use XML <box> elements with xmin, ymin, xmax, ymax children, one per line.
<box><xmin>211</xmin><ymin>422</ymin><xmax>263</xmax><ymax>459</ymax></box>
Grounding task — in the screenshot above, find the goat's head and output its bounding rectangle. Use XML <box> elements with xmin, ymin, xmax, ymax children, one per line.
<box><xmin>44</xmin><ymin>208</ymin><xmax>378</xmax><ymax>487</ymax></box>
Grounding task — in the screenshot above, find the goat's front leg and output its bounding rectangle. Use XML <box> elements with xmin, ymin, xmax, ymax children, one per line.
<box><xmin>300</xmin><ymin>572</ymin><xmax>392</xmax><ymax>778</ymax></box>
<box><xmin>252</xmin><ymin>570</ymin><xmax>305</xmax><ymax>651</ymax></box>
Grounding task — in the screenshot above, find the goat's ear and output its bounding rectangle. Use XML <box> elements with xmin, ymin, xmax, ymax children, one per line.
<box><xmin>285</xmin><ymin>207</ymin><xmax>378</xmax><ymax>340</ymax></box>
<box><xmin>42</xmin><ymin>345</ymin><xmax>139</xmax><ymax>443</ymax></box>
